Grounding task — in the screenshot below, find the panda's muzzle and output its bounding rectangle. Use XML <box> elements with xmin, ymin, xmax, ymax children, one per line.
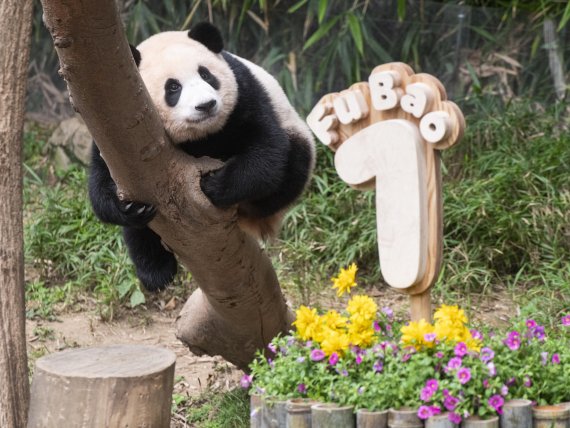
<box><xmin>195</xmin><ymin>99</ymin><xmax>217</xmax><ymax>113</ymax></box>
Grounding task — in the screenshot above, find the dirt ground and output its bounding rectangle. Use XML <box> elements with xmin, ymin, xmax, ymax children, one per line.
<box><xmin>26</xmin><ymin>307</ymin><xmax>244</xmax><ymax>398</ymax></box>
<box><xmin>26</xmin><ymin>284</ymin><xmax>517</xmax><ymax>400</ymax></box>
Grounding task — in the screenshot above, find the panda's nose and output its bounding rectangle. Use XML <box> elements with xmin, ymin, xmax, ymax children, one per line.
<box><xmin>195</xmin><ymin>100</ymin><xmax>217</xmax><ymax>112</ymax></box>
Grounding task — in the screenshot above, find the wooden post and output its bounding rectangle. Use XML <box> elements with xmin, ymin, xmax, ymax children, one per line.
<box><xmin>27</xmin><ymin>345</ymin><xmax>176</xmax><ymax>428</ymax></box>
<box><xmin>307</xmin><ymin>63</ymin><xmax>465</xmax><ymax>322</ymax></box>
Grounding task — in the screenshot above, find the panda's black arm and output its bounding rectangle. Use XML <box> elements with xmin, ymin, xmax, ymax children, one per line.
<box><xmin>200</xmin><ymin>131</ymin><xmax>290</xmax><ymax>208</ymax></box>
<box><xmin>88</xmin><ymin>143</ymin><xmax>156</xmax><ymax>228</ymax></box>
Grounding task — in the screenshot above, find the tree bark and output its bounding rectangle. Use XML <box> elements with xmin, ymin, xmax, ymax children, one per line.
<box><xmin>39</xmin><ymin>0</ymin><xmax>294</xmax><ymax>370</ymax></box>
<box><xmin>0</xmin><ymin>1</ymin><xmax>33</xmax><ymax>426</ymax></box>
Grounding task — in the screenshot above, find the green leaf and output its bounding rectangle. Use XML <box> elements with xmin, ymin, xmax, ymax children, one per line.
<box><xmin>303</xmin><ymin>16</ymin><xmax>340</xmax><ymax>51</ymax></box>
<box><xmin>558</xmin><ymin>1</ymin><xmax>570</xmax><ymax>31</ymax></box>
<box><xmin>347</xmin><ymin>13</ymin><xmax>363</xmax><ymax>56</ymax></box>
<box><xmin>130</xmin><ymin>288</ymin><xmax>146</xmax><ymax>307</ymax></box>
<box><xmin>287</xmin><ymin>0</ymin><xmax>308</xmax><ymax>14</ymax></box>
<box><xmin>469</xmin><ymin>25</ymin><xmax>497</xmax><ymax>42</ymax></box>
<box><xmin>397</xmin><ymin>0</ymin><xmax>406</xmax><ymax>21</ymax></box>
<box><xmin>117</xmin><ymin>281</ymin><xmax>132</xmax><ymax>299</ymax></box>
<box><xmin>318</xmin><ymin>0</ymin><xmax>328</xmax><ymax>24</ymax></box>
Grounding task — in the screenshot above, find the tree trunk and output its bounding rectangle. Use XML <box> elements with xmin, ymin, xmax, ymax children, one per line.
<box><xmin>0</xmin><ymin>1</ymin><xmax>33</xmax><ymax>426</ymax></box>
<box><xmin>39</xmin><ymin>0</ymin><xmax>294</xmax><ymax>370</ymax></box>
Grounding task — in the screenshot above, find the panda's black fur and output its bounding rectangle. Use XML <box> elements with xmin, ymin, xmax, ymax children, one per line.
<box><xmin>89</xmin><ymin>23</ymin><xmax>314</xmax><ymax>291</ymax></box>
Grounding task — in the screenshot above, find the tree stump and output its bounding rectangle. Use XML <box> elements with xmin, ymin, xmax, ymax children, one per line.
<box><xmin>27</xmin><ymin>345</ymin><xmax>176</xmax><ymax>428</ymax></box>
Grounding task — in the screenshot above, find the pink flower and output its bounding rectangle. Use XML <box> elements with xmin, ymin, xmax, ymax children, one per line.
<box><xmin>329</xmin><ymin>352</ymin><xmax>339</xmax><ymax>366</ymax></box>
<box><xmin>488</xmin><ymin>394</ymin><xmax>505</xmax><ymax>414</ymax></box>
<box><xmin>240</xmin><ymin>374</ymin><xmax>253</xmax><ymax>388</ymax></box>
<box><xmin>523</xmin><ymin>375</ymin><xmax>532</xmax><ymax>387</ymax></box>
<box><xmin>355</xmin><ymin>354</ymin><xmax>363</xmax><ymax>365</ymax></box>
<box><xmin>417</xmin><ymin>405</ymin><xmax>433</xmax><ymax>420</ymax></box>
<box><xmin>552</xmin><ymin>353</ymin><xmax>561</xmax><ymax>364</ymax></box>
<box><xmin>446</xmin><ymin>357</ymin><xmax>462</xmax><ymax>371</ymax></box>
<box><xmin>430</xmin><ymin>406</ymin><xmax>442</xmax><ymax>416</ymax></box>
<box><xmin>373</xmin><ymin>360</ymin><xmax>384</xmax><ymax>373</ymax></box>
<box><xmin>457</xmin><ymin>367</ymin><xmax>471</xmax><ymax>384</ymax></box>
<box><xmin>424</xmin><ymin>333</ymin><xmax>437</xmax><ymax>342</ymax></box>
<box><xmin>426</xmin><ymin>379</ymin><xmax>439</xmax><ymax>391</ymax></box>
<box><xmin>470</xmin><ymin>329</ymin><xmax>483</xmax><ymax>340</ymax></box>
<box><xmin>382</xmin><ymin>306</ymin><xmax>394</xmax><ymax>320</ymax></box>
<box><xmin>297</xmin><ymin>383</ymin><xmax>307</xmax><ymax>394</ymax></box>
<box><xmin>373</xmin><ymin>321</ymin><xmax>382</xmax><ymax>332</ymax></box>
<box><xmin>454</xmin><ymin>342</ymin><xmax>468</xmax><ymax>357</ymax></box>
<box><xmin>448</xmin><ymin>412</ymin><xmax>462</xmax><ymax>424</ymax></box>
<box><xmin>487</xmin><ymin>362</ymin><xmax>497</xmax><ymax>377</ymax></box>
<box><xmin>267</xmin><ymin>343</ymin><xmax>277</xmax><ymax>354</ymax></box>
<box><xmin>310</xmin><ymin>349</ymin><xmax>326</xmax><ymax>361</ymax></box>
<box><xmin>501</xmin><ymin>384</ymin><xmax>509</xmax><ymax>396</ymax></box>
<box><xmin>480</xmin><ymin>347</ymin><xmax>495</xmax><ymax>362</ymax></box>
<box><xmin>421</xmin><ymin>386</ymin><xmax>435</xmax><ymax>402</ymax></box>
<box><xmin>444</xmin><ymin>395</ymin><xmax>459</xmax><ymax>411</ymax></box>
<box><xmin>561</xmin><ymin>315</ymin><xmax>570</xmax><ymax>326</ymax></box>
<box><xmin>526</xmin><ymin>319</ymin><xmax>537</xmax><ymax>329</ymax></box>
<box><xmin>435</xmin><ymin>351</ymin><xmax>444</xmax><ymax>359</ymax></box>
<box><xmin>504</xmin><ymin>331</ymin><xmax>521</xmax><ymax>350</ymax></box>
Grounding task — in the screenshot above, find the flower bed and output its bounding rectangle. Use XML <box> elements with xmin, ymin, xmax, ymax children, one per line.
<box><xmin>245</xmin><ymin>266</ymin><xmax>570</xmax><ymax>426</ymax></box>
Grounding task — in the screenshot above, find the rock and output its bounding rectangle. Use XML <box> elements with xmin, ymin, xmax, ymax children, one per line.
<box><xmin>47</xmin><ymin>115</ymin><xmax>92</xmax><ymax>168</ymax></box>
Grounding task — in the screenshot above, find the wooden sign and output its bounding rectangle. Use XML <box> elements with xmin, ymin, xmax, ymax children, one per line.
<box><xmin>307</xmin><ymin>63</ymin><xmax>465</xmax><ymax>321</ymax></box>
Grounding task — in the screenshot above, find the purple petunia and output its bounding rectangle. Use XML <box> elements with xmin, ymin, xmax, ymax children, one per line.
<box><xmin>435</xmin><ymin>351</ymin><xmax>444</xmax><ymax>359</ymax></box>
<box><xmin>421</xmin><ymin>386</ymin><xmax>435</xmax><ymax>402</ymax></box>
<box><xmin>240</xmin><ymin>374</ymin><xmax>253</xmax><ymax>388</ymax></box>
<box><xmin>444</xmin><ymin>395</ymin><xmax>459</xmax><ymax>411</ymax></box>
<box><xmin>355</xmin><ymin>354</ymin><xmax>363</xmax><ymax>365</ymax></box>
<box><xmin>487</xmin><ymin>362</ymin><xmax>497</xmax><ymax>377</ymax></box>
<box><xmin>297</xmin><ymin>383</ymin><xmax>307</xmax><ymax>394</ymax></box>
<box><xmin>310</xmin><ymin>349</ymin><xmax>326</xmax><ymax>362</ymax></box>
<box><xmin>373</xmin><ymin>360</ymin><xmax>384</xmax><ymax>373</ymax></box>
<box><xmin>504</xmin><ymin>331</ymin><xmax>521</xmax><ymax>350</ymax></box>
<box><xmin>488</xmin><ymin>394</ymin><xmax>505</xmax><ymax>414</ymax></box>
<box><xmin>382</xmin><ymin>306</ymin><xmax>394</xmax><ymax>320</ymax></box>
<box><xmin>417</xmin><ymin>405</ymin><xmax>433</xmax><ymax>420</ymax></box>
<box><xmin>448</xmin><ymin>412</ymin><xmax>462</xmax><ymax>424</ymax></box>
<box><xmin>267</xmin><ymin>343</ymin><xmax>277</xmax><ymax>354</ymax></box>
<box><xmin>470</xmin><ymin>329</ymin><xmax>483</xmax><ymax>340</ymax></box>
<box><xmin>562</xmin><ymin>315</ymin><xmax>570</xmax><ymax>327</ymax></box>
<box><xmin>526</xmin><ymin>319</ymin><xmax>537</xmax><ymax>329</ymax></box>
<box><xmin>480</xmin><ymin>347</ymin><xmax>495</xmax><ymax>362</ymax></box>
<box><xmin>424</xmin><ymin>333</ymin><xmax>437</xmax><ymax>342</ymax></box>
<box><xmin>532</xmin><ymin>325</ymin><xmax>546</xmax><ymax>341</ymax></box>
<box><xmin>457</xmin><ymin>367</ymin><xmax>471</xmax><ymax>384</ymax></box>
<box><xmin>523</xmin><ymin>375</ymin><xmax>532</xmax><ymax>387</ymax></box>
<box><xmin>430</xmin><ymin>405</ymin><xmax>442</xmax><ymax>416</ymax></box>
<box><xmin>446</xmin><ymin>357</ymin><xmax>463</xmax><ymax>371</ymax></box>
<box><xmin>501</xmin><ymin>384</ymin><xmax>509</xmax><ymax>396</ymax></box>
<box><xmin>455</xmin><ymin>342</ymin><xmax>468</xmax><ymax>357</ymax></box>
<box><xmin>329</xmin><ymin>352</ymin><xmax>339</xmax><ymax>366</ymax></box>
<box><xmin>552</xmin><ymin>353</ymin><xmax>561</xmax><ymax>364</ymax></box>
<box><xmin>373</xmin><ymin>320</ymin><xmax>382</xmax><ymax>332</ymax></box>
<box><xmin>296</xmin><ymin>356</ymin><xmax>306</xmax><ymax>363</ymax></box>
<box><xmin>426</xmin><ymin>379</ymin><xmax>439</xmax><ymax>391</ymax></box>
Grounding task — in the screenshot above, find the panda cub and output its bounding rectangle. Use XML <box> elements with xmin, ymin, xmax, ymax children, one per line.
<box><xmin>89</xmin><ymin>22</ymin><xmax>315</xmax><ymax>292</ymax></box>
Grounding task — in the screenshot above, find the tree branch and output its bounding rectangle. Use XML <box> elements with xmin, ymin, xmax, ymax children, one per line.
<box><xmin>40</xmin><ymin>0</ymin><xmax>293</xmax><ymax>370</ymax></box>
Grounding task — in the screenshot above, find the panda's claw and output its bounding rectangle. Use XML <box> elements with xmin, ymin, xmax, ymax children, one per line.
<box><xmin>118</xmin><ymin>200</ymin><xmax>157</xmax><ymax>227</ymax></box>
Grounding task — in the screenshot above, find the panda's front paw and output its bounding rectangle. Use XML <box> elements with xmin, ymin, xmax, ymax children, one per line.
<box><xmin>118</xmin><ymin>200</ymin><xmax>157</xmax><ymax>228</ymax></box>
<box><xmin>200</xmin><ymin>172</ymin><xmax>233</xmax><ymax>208</ymax></box>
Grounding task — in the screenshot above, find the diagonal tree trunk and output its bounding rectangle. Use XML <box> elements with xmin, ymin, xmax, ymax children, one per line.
<box><xmin>0</xmin><ymin>0</ymin><xmax>33</xmax><ymax>426</ymax></box>
<box><xmin>39</xmin><ymin>0</ymin><xmax>294</xmax><ymax>370</ymax></box>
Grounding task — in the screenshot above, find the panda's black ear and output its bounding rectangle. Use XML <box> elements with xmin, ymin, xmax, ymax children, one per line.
<box><xmin>188</xmin><ymin>22</ymin><xmax>224</xmax><ymax>54</ymax></box>
<box><xmin>129</xmin><ymin>44</ymin><xmax>142</xmax><ymax>67</ymax></box>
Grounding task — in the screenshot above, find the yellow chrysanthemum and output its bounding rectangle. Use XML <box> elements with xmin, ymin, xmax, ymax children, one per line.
<box><xmin>320</xmin><ymin>330</ymin><xmax>351</xmax><ymax>356</ymax></box>
<box><xmin>348</xmin><ymin>322</ymin><xmax>376</xmax><ymax>347</ymax></box>
<box><xmin>293</xmin><ymin>306</ymin><xmax>320</xmax><ymax>340</ymax></box>
<box><xmin>331</xmin><ymin>263</ymin><xmax>358</xmax><ymax>297</ymax></box>
<box><xmin>434</xmin><ymin>305</ymin><xmax>468</xmax><ymax>326</ymax></box>
<box><xmin>401</xmin><ymin>319</ymin><xmax>435</xmax><ymax>350</ymax></box>
<box><xmin>321</xmin><ymin>310</ymin><xmax>348</xmax><ymax>331</ymax></box>
<box><xmin>346</xmin><ymin>295</ymin><xmax>377</xmax><ymax>322</ymax></box>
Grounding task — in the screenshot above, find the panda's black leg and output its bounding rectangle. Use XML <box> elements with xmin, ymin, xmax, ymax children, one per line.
<box><xmin>88</xmin><ymin>142</ymin><xmax>156</xmax><ymax>228</ymax></box>
<box><xmin>123</xmin><ymin>226</ymin><xmax>178</xmax><ymax>291</ymax></box>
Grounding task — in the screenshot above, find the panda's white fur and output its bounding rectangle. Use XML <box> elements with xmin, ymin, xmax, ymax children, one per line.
<box><xmin>137</xmin><ymin>32</ymin><xmax>239</xmax><ymax>142</ymax></box>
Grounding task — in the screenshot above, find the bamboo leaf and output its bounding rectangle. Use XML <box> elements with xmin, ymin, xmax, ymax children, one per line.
<box><xmin>397</xmin><ymin>0</ymin><xmax>406</xmax><ymax>21</ymax></box>
<box><xmin>558</xmin><ymin>1</ymin><xmax>570</xmax><ymax>31</ymax></box>
<box><xmin>347</xmin><ymin>13</ymin><xmax>363</xmax><ymax>56</ymax></box>
<box><xmin>303</xmin><ymin>16</ymin><xmax>339</xmax><ymax>51</ymax></box>
<box><xmin>287</xmin><ymin>0</ymin><xmax>308</xmax><ymax>14</ymax></box>
<box><xmin>318</xmin><ymin>0</ymin><xmax>328</xmax><ymax>24</ymax></box>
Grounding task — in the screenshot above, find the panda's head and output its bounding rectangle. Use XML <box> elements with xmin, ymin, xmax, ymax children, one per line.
<box><xmin>133</xmin><ymin>23</ymin><xmax>238</xmax><ymax>142</ymax></box>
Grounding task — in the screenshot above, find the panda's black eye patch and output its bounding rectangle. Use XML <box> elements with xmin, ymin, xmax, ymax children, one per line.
<box><xmin>198</xmin><ymin>66</ymin><xmax>220</xmax><ymax>90</ymax></box>
<box><xmin>165</xmin><ymin>78</ymin><xmax>182</xmax><ymax>107</ymax></box>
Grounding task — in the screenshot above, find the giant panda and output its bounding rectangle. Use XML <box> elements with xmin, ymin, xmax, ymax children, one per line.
<box><xmin>88</xmin><ymin>22</ymin><xmax>315</xmax><ymax>292</ymax></box>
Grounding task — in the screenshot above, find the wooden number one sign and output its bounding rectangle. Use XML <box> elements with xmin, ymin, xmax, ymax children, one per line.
<box><xmin>307</xmin><ymin>63</ymin><xmax>465</xmax><ymax>322</ymax></box>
